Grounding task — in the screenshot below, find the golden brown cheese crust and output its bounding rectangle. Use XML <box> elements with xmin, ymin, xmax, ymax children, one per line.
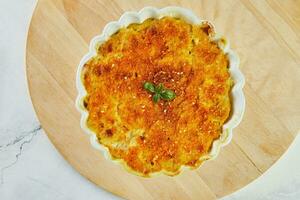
<box><xmin>82</xmin><ymin>17</ymin><xmax>232</xmax><ymax>176</ymax></box>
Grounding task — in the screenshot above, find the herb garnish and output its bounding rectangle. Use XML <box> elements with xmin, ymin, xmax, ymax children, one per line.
<box><xmin>143</xmin><ymin>82</ymin><xmax>176</xmax><ymax>103</ymax></box>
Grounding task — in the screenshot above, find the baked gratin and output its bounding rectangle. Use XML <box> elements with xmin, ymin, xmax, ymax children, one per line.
<box><xmin>81</xmin><ymin>17</ymin><xmax>232</xmax><ymax>176</ymax></box>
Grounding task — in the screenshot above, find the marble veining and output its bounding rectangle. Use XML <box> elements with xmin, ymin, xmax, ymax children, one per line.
<box><xmin>0</xmin><ymin>125</ymin><xmax>41</xmax><ymax>185</ymax></box>
<box><xmin>0</xmin><ymin>126</ymin><xmax>41</xmax><ymax>150</ymax></box>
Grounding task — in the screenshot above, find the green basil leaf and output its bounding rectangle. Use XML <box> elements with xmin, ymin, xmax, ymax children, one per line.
<box><xmin>143</xmin><ymin>81</ymin><xmax>176</xmax><ymax>103</ymax></box>
<box><xmin>160</xmin><ymin>89</ymin><xmax>176</xmax><ymax>100</ymax></box>
<box><xmin>143</xmin><ymin>82</ymin><xmax>155</xmax><ymax>93</ymax></box>
<box><xmin>152</xmin><ymin>93</ymin><xmax>161</xmax><ymax>103</ymax></box>
<box><xmin>154</xmin><ymin>83</ymin><xmax>164</xmax><ymax>93</ymax></box>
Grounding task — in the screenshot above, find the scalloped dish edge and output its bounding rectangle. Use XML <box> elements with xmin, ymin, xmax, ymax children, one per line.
<box><xmin>75</xmin><ymin>6</ymin><xmax>246</xmax><ymax>177</ymax></box>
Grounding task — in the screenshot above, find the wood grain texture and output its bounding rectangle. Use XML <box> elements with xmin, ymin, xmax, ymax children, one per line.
<box><xmin>26</xmin><ymin>0</ymin><xmax>300</xmax><ymax>199</ymax></box>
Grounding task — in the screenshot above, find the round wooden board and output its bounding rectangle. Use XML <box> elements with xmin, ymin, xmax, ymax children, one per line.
<box><xmin>26</xmin><ymin>0</ymin><xmax>300</xmax><ymax>199</ymax></box>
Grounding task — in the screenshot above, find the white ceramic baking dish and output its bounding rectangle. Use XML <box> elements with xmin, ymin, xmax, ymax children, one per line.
<box><xmin>76</xmin><ymin>6</ymin><xmax>245</xmax><ymax>177</ymax></box>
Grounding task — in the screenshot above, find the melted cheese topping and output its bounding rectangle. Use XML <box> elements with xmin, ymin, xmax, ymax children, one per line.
<box><xmin>82</xmin><ymin>17</ymin><xmax>232</xmax><ymax>176</ymax></box>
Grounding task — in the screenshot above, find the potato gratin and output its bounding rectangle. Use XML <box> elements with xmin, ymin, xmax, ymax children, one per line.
<box><xmin>82</xmin><ymin>17</ymin><xmax>232</xmax><ymax>176</ymax></box>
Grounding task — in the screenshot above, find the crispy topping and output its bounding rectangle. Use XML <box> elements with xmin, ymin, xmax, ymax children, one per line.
<box><xmin>83</xmin><ymin>17</ymin><xmax>231</xmax><ymax>176</ymax></box>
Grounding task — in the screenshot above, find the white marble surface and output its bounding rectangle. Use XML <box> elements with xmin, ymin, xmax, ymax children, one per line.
<box><xmin>0</xmin><ymin>0</ymin><xmax>299</xmax><ymax>199</ymax></box>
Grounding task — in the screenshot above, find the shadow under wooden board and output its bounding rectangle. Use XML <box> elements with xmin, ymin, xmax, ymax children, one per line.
<box><xmin>26</xmin><ymin>0</ymin><xmax>300</xmax><ymax>199</ymax></box>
